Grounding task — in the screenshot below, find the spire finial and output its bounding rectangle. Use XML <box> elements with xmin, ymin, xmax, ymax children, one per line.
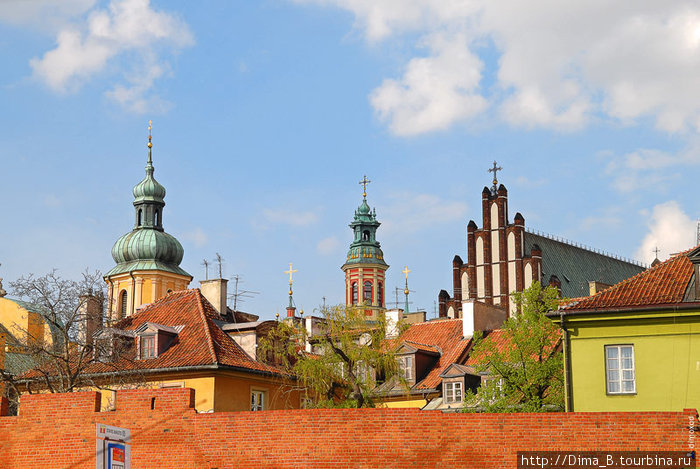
<box><xmin>147</xmin><ymin>119</ymin><xmax>153</xmax><ymax>165</ymax></box>
<box><xmin>488</xmin><ymin>160</ymin><xmax>502</xmax><ymax>192</ymax></box>
<box><xmin>402</xmin><ymin>265</ymin><xmax>411</xmax><ymax>313</ymax></box>
<box><xmin>284</xmin><ymin>262</ymin><xmax>298</xmax><ymax>309</ymax></box>
<box><xmin>359</xmin><ymin>175</ymin><xmax>371</xmax><ymax>199</ymax></box>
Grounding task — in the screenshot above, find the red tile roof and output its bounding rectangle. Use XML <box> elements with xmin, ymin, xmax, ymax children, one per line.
<box><xmin>464</xmin><ymin>328</ymin><xmax>561</xmax><ymax>366</ymax></box>
<box><xmin>397</xmin><ymin>319</ymin><xmax>471</xmax><ymax>390</ymax></box>
<box><xmin>562</xmin><ymin>249</ymin><xmax>695</xmax><ymax>312</ymax></box>
<box><xmin>87</xmin><ymin>289</ymin><xmax>282</xmax><ymax>375</ymax></box>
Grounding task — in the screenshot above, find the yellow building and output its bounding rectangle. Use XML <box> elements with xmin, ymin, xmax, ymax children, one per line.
<box><xmin>557</xmin><ymin>248</ymin><xmax>700</xmax><ymax>411</ymax></box>
<box><xmin>89</xmin><ymin>289</ymin><xmax>300</xmax><ymax>412</ymax></box>
<box><xmin>104</xmin><ymin>126</ymin><xmax>191</xmax><ymax>322</ymax></box>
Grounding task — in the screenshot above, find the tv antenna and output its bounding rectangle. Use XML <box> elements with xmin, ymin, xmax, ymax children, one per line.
<box><xmin>392</xmin><ymin>286</ymin><xmax>413</xmax><ymax>309</ymax></box>
<box><xmin>201</xmin><ymin>259</ymin><xmax>210</xmax><ymax>280</ymax></box>
<box><xmin>228</xmin><ymin>274</ymin><xmax>259</xmax><ymax>313</ymax></box>
<box><xmin>215</xmin><ymin>253</ymin><xmax>224</xmax><ymax>279</ymax></box>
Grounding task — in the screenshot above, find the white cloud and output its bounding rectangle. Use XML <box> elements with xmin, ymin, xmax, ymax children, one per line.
<box><xmin>602</xmin><ymin>146</ymin><xmax>700</xmax><ymax>193</ymax></box>
<box><xmin>295</xmin><ymin>0</ymin><xmax>700</xmax><ymax>135</ymax></box>
<box><xmin>260</xmin><ymin>208</ymin><xmax>319</xmax><ymax>228</ymax></box>
<box><xmin>183</xmin><ymin>228</ymin><xmax>209</xmax><ymax>248</ymax></box>
<box><xmin>635</xmin><ymin>201</ymin><xmax>696</xmax><ymax>264</ymax></box>
<box><xmin>380</xmin><ymin>192</ymin><xmax>467</xmax><ymax>235</ymax></box>
<box><xmin>28</xmin><ymin>0</ymin><xmax>192</xmax><ymax>111</ymax></box>
<box><xmin>370</xmin><ymin>31</ymin><xmax>487</xmax><ymax>136</ymax></box>
<box><xmin>317</xmin><ymin>236</ymin><xmax>341</xmax><ymax>255</ymax></box>
<box><xmin>0</xmin><ymin>0</ymin><xmax>96</xmax><ymax>31</ymax></box>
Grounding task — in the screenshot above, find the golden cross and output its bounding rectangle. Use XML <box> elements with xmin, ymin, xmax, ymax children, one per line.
<box><xmin>359</xmin><ymin>175</ymin><xmax>371</xmax><ymax>198</ymax></box>
<box><xmin>488</xmin><ymin>160</ymin><xmax>502</xmax><ymax>186</ymax></box>
<box><xmin>284</xmin><ymin>262</ymin><xmax>298</xmax><ymax>285</ymax></box>
<box><xmin>402</xmin><ymin>265</ymin><xmax>411</xmax><ymax>280</ymax></box>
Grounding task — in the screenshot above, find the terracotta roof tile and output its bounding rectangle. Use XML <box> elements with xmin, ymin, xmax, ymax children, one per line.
<box><xmin>84</xmin><ymin>289</ymin><xmax>282</xmax><ymax>376</ymax></box>
<box><xmin>396</xmin><ymin>319</ymin><xmax>471</xmax><ymax>391</ymax></box>
<box><xmin>562</xmin><ymin>248</ymin><xmax>695</xmax><ymax>312</ymax></box>
<box><xmin>465</xmin><ymin>328</ymin><xmax>561</xmax><ymax>366</ymax></box>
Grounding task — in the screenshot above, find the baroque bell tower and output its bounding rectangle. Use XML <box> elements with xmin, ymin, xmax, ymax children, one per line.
<box><xmin>104</xmin><ymin>122</ymin><xmax>192</xmax><ymax>322</ymax></box>
<box><xmin>341</xmin><ymin>176</ymin><xmax>388</xmax><ymax>320</ymax></box>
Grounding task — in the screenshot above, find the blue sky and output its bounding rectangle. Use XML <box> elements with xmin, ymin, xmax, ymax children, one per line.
<box><xmin>1</xmin><ymin>0</ymin><xmax>700</xmax><ymax>319</ymax></box>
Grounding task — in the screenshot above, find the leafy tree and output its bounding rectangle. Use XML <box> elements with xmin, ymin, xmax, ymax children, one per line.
<box><xmin>463</xmin><ymin>282</ymin><xmax>563</xmax><ymax>412</ymax></box>
<box><xmin>259</xmin><ymin>305</ymin><xmax>406</xmax><ymax>408</ymax></box>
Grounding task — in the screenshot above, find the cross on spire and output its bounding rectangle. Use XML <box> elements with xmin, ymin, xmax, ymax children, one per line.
<box><xmin>488</xmin><ymin>160</ymin><xmax>502</xmax><ymax>191</ymax></box>
<box><xmin>147</xmin><ymin>119</ymin><xmax>153</xmax><ymax>165</ymax></box>
<box><xmin>402</xmin><ymin>265</ymin><xmax>411</xmax><ymax>280</ymax></box>
<box><xmin>359</xmin><ymin>175</ymin><xmax>371</xmax><ymax>198</ymax></box>
<box><xmin>284</xmin><ymin>262</ymin><xmax>298</xmax><ymax>286</ymax></box>
<box><xmin>652</xmin><ymin>247</ymin><xmax>660</xmax><ymax>258</ymax></box>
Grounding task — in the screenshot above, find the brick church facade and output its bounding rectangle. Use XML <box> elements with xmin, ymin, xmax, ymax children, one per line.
<box><xmin>439</xmin><ymin>166</ymin><xmax>645</xmax><ymax>317</ymax></box>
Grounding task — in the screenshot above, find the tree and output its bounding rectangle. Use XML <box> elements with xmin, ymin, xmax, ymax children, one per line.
<box><xmin>259</xmin><ymin>305</ymin><xmax>406</xmax><ymax>408</ymax></box>
<box><xmin>1</xmin><ymin>270</ymin><xmax>136</xmax><ymax>402</ymax></box>
<box><xmin>464</xmin><ymin>282</ymin><xmax>563</xmax><ymax>412</ymax></box>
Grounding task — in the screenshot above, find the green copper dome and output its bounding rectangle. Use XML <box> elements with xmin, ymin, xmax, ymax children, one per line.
<box><xmin>111</xmin><ymin>229</ymin><xmax>184</xmax><ymax>266</ymax></box>
<box><xmin>105</xmin><ymin>135</ymin><xmax>191</xmax><ymax>279</ymax></box>
<box><xmin>132</xmin><ymin>160</ymin><xmax>166</xmax><ymax>203</ymax></box>
<box><xmin>342</xmin><ymin>196</ymin><xmax>388</xmax><ymax>268</ymax></box>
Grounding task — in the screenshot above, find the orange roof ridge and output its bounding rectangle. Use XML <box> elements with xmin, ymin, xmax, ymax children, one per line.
<box><xmin>194</xmin><ymin>289</ymin><xmax>219</xmax><ymax>364</ymax></box>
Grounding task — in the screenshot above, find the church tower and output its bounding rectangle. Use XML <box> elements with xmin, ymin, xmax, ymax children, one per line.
<box><xmin>104</xmin><ymin>122</ymin><xmax>192</xmax><ymax>322</ymax></box>
<box><xmin>341</xmin><ymin>176</ymin><xmax>388</xmax><ymax>320</ymax></box>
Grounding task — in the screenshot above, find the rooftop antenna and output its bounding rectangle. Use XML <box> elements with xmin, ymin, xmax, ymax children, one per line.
<box><xmin>201</xmin><ymin>259</ymin><xmax>210</xmax><ymax>280</ymax></box>
<box><xmin>228</xmin><ymin>274</ymin><xmax>259</xmax><ymax>313</ymax></box>
<box><xmin>322</xmin><ymin>296</ymin><xmax>326</xmax><ymax>309</ymax></box>
<box><xmin>215</xmin><ymin>253</ymin><xmax>224</xmax><ymax>279</ymax></box>
<box><xmin>392</xmin><ymin>287</ymin><xmax>413</xmax><ymax>309</ymax></box>
<box><xmin>696</xmin><ymin>220</ymin><xmax>700</xmax><ymax>245</ymax></box>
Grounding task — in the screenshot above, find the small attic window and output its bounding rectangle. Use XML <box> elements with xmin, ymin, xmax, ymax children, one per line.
<box><xmin>362</xmin><ymin>230</ymin><xmax>370</xmax><ymax>241</ymax></box>
<box><xmin>140</xmin><ymin>335</ymin><xmax>156</xmax><ymax>359</ymax></box>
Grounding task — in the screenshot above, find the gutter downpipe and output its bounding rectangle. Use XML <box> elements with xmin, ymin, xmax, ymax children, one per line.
<box><xmin>560</xmin><ymin>310</ymin><xmax>573</xmax><ymax>412</ymax></box>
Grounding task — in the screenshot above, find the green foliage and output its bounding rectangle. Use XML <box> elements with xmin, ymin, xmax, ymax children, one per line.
<box><xmin>259</xmin><ymin>305</ymin><xmax>405</xmax><ymax>408</ymax></box>
<box><xmin>463</xmin><ymin>282</ymin><xmax>564</xmax><ymax>413</ymax></box>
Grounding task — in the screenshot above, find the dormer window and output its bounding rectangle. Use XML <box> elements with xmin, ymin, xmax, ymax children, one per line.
<box><xmin>397</xmin><ymin>355</ymin><xmax>412</xmax><ymax>381</ymax></box>
<box><xmin>135</xmin><ymin>322</ymin><xmax>181</xmax><ymax>360</ymax></box>
<box><xmin>140</xmin><ymin>335</ymin><xmax>156</xmax><ymax>359</ymax></box>
<box><xmin>444</xmin><ymin>381</ymin><xmax>463</xmax><ymax>404</ymax></box>
<box><xmin>93</xmin><ymin>328</ymin><xmax>135</xmax><ymax>362</ymax></box>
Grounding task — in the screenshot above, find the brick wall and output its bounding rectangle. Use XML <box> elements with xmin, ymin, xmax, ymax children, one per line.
<box><xmin>0</xmin><ymin>389</ymin><xmax>695</xmax><ymax>468</ymax></box>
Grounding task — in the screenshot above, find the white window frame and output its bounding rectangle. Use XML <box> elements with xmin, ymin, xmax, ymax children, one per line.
<box><xmin>444</xmin><ymin>381</ymin><xmax>463</xmax><ymax>404</ymax></box>
<box><xmin>251</xmin><ymin>388</ymin><xmax>266</xmax><ymax>411</ymax></box>
<box><xmin>140</xmin><ymin>334</ymin><xmax>157</xmax><ymax>360</ymax></box>
<box><xmin>605</xmin><ymin>344</ymin><xmax>636</xmax><ymax>395</ymax></box>
<box><xmin>397</xmin><ymin>355</ymin><xmax>412</xmax><ymax>381</ymax></box>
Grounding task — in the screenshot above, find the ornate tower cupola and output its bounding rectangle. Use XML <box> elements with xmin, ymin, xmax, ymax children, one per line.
<box><xmin>341</xmin><ymin>176</ymin><xmax>389</xmax><ymax>320</ymax></box>
<box><xmin>104</xmin><ymin>122</ymin><xmax>192</xmax><ymax>322</ymax></box>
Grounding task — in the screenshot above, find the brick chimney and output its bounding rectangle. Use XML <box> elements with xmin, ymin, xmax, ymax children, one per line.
<box><xmin>78</xmin><ymin>292</ymin><xmax>103</xmax><ymax>347</ymax></box>
<box><xmin>200</xmin><ymin>278</ymin><xmax>228</xmax><ymax>315</ymax></box>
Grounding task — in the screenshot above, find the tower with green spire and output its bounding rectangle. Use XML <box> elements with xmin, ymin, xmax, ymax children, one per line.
<box><xmin>341</xmin><ymin>176</ymin><xmax>388</xmax><ymax>320</ymax></box>
<box><xmin>104</xmin><ymin>122</ymin><xmax>192</xmax><ymax>322</ymax></box>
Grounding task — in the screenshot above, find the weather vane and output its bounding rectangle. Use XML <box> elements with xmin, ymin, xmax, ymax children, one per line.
<box><xmin>359</xmin><ymin>175</ymin><xmax>371</xmax><ymax>198</ymax></box>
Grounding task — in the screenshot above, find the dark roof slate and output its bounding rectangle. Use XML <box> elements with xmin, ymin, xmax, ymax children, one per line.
<box><xmin>524</xmin><ymin>232</ymin><xmax>645</xmax><ymax>298</ymax></box>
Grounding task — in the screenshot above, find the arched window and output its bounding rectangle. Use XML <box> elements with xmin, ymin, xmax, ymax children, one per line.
<box><xmin>377</xmin><ymin>282</ymin><xmax>383</xmax><ymax>307</ymax></box>
<box><xmin>363</xmin><ymin>281</ymin><xmax>372</xmax><ymax>304</ymax></box>
<box><xmin>119</xmin><ymin>290</ymin><xmax>128</xmax><ymax>319</ymax></box>
<box><xmin>155</xmin><ymin>210</ymin><xmax>160</xmax><ymax>226</ymax></box>
<box><xmin>351</xmin><ymin>282</ymin><xmax>358</xmax><ymax>305</ymax></box>
<box><xmin>137</xmin><ymin>209</ymin><xmax>142</xmax><ymax>226</ymax></box>
<box><xmin>362</xmin><ymin>230</ymin><xmax>370</xmax><ymax>241</ymax></box>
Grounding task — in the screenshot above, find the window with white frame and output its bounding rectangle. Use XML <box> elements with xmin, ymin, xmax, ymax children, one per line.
<box><xmin>605</xmin><ymin>345</ymin><xmax>636</xmax><ymax>394</ymax></box>
<box><xmin>251</xmin><ymin>389</ymin><xmax>266</xmax><ymax>411</ymax></box>
<box><xmin>397</xmin><ymin>355</ymin><xmax>412</xmax><ymax>381</ymax></box>
<box><xmin>140</xmin><ymin>335</ymin><xmax>156</xmax><ymax>359</ymax></box>
<box><xmin>444</xmin><ymin>381</ymin><xmax>463</xmax><ymax>404</ymax></box>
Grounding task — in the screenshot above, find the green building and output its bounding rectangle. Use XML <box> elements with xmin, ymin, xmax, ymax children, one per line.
<box><xmin>555</xmin><ymin>247</ymin><xmax>700</xmax><ymax>411</ymax></box>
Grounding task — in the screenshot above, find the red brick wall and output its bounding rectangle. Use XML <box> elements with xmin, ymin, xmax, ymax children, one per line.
<box><xmin>0</xmin><ymin>389</ymin><xmax>695</xmax><ymax>469</ymax></box>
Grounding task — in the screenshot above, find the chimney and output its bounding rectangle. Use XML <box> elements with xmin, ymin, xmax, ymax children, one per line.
<box><xmin>200</xmin><ymin>279</ymin><xmax>229</xmax><ymax>315</ymax></box>
<box><xmin>461</xmin><ymin>301</ymin><xmax>475</xmax><ymax>339</ymax></box>
<box><xmin>79</xmin><ymin>292</ymin><xmax>104</xmax><ymax>346</ymax></box>
<box><xmin>384</xmin><ymin>309</ymin><xmax>403</xmax><ymax>338</ymax></box>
